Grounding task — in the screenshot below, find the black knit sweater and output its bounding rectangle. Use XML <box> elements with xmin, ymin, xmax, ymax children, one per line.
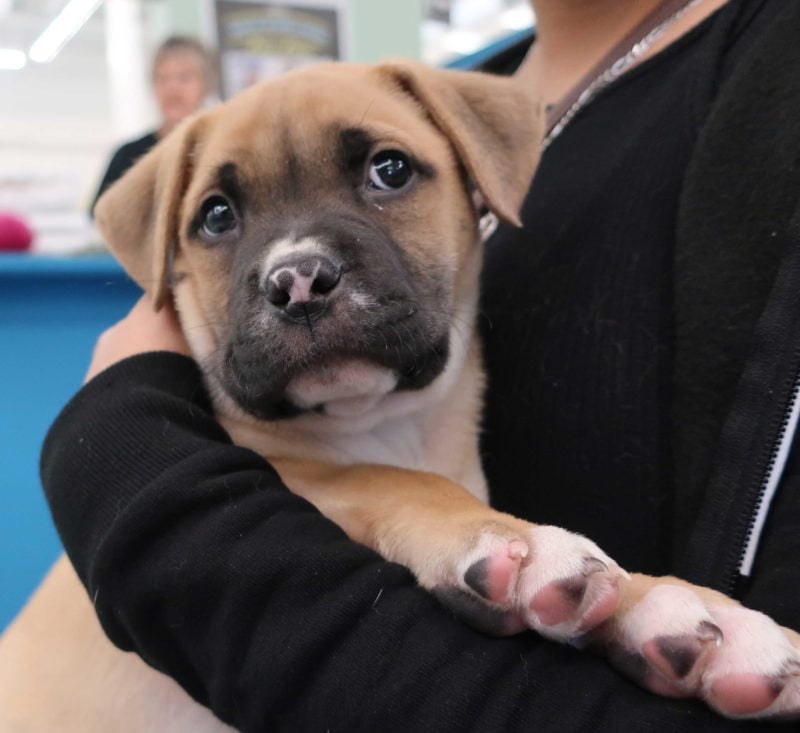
<box><xmin>90</xmin><ymin>131</ymin><xmax>158</xmax><ymax>215</ymax></box>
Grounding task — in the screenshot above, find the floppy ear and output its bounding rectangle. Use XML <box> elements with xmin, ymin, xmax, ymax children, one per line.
<box><xmin>376</xmin><ymin>61</ymin><xmax>542</xmax><ymax>227</ymax></box>
<box><xmin>94</xmin><ymin>115</ymin><xmax>205</xmax><ymax>310</ymax></box>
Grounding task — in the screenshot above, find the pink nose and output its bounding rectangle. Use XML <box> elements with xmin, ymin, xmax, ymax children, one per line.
<box><xmin>264</xmin><ymin>255</ymin><xmax>342</xmax><ymax>320</ymax></box>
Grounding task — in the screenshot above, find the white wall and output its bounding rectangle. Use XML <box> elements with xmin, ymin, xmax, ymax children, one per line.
<box><xmin>0</xmin><ymin>3</ymin><xmax>159</xmax><ymax>251</ymax></box>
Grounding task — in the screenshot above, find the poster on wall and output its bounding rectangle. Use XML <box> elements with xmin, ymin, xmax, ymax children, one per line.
<box><xmin>214</xmin><ymin>0</ymin><xmax>346</xmax><ymax>98</ymax></box>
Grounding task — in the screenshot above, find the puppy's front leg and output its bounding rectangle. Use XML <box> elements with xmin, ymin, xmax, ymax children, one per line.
<box><xmin>271</xmin><ymin>458</ymin><xmax>624</xmax><ymax>638</ymax></box>
<box><xmin>273</xmin><ymin>459</ymin><xmax>800</xmax><ymax>720</ymax></box>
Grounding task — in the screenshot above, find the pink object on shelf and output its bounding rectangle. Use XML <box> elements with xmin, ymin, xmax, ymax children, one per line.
<box><xmin>0</xmin><ymin>212</ymin><xmax>34</xmax><ymax>252</ymax></box>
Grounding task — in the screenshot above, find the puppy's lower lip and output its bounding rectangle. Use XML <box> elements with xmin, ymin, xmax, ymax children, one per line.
<box><xmin>285</xmin><ymin>357</ymin><xmax>398</xmax><ymax>410</ymax></box>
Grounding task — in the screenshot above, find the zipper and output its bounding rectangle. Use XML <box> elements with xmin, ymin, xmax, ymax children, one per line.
<box><xmin>731</xmin><ymin>358</ymin><xmax>800</xmax><ymax>587</ymax></box>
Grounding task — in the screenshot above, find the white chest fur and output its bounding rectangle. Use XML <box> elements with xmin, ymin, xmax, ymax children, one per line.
<box><xmin>219</xmin><ymin>328</ymin><xmax>488</xmax><ymax>503</ymax></box>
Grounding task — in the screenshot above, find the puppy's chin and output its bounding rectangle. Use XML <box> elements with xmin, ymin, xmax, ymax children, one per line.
<box><xmin>218</xmin><ymin>356</ymin><xmax>402</xmax><ymax>423</ymax></box>
<box><xmin>218</xmin><ymin>325</ymin><xmax>451</xmax><ymax>422</ymax></box>
<box><xmin>286</xmin><ymin>358</ymin><xmax>398</xmax><ymax>418</ymax></box>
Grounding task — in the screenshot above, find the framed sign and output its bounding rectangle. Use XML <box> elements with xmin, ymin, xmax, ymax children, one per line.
<box><xmin>214</xmin><ymin>0</ymin><xmax>348</xmax><ymax>98</ymax></box>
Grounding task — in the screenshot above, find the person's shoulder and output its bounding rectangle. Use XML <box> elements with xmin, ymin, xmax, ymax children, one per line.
<box><xmin>724</xmin><ymin>0</ymin><xmax>797</xmax><ymax>56</ymax></box>
<box><xmin>112</xmin><ymin>131</ymin><xmax>158</xmax><ymax>159</ymax></box>
<box><xmin>700</xmin><ymin>0</ymin><xmax>800</xmax><ymax>102</ymax></box>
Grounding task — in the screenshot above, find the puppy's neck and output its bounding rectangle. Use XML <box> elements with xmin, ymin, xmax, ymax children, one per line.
<box><xmin>216</xmin><ymin>292</ymin><xmax>487</xmax><ymax>499</ymax></box>
<box><xmin>176</xmin><ymin>233</ymin><xmax>489</xmax><ymax>498</ymax></box>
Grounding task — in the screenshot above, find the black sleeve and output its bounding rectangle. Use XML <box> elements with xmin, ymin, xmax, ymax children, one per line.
<box><xmin>40</xmin><ymin>353</ymin><xmax>756</xmax><ymax>732</ymax></box>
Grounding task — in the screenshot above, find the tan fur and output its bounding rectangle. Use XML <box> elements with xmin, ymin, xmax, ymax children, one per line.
<box><xmin>270</xmin><ymin>458</ymin><xmax>533</xmax><ymax>590</ymax></box>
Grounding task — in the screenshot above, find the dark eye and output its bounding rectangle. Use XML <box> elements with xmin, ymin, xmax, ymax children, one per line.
<box><xmin>200</xmin><ymin>196</ymin><xmax>237</xmax><ymax>238</ymax></box>
<box><xmin>367</xmin><ymin>151</ymin><xmax>413</xmax><ymax>191</ymax></box>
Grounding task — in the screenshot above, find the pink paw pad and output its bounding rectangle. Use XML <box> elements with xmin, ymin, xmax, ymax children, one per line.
<box><xmin>463</xmin><ymin>539</ymin><xmax>528</xmax><ymax>604</ymax></box>
<box><xmin>529</xmin><ymin>557</ymin><xmax>619</xmax><ymax>631</ymax></box>
<box><xmin>711</xmin><ymin>674</ymin><xmax>783</xmax><ymax>717</ymax></box>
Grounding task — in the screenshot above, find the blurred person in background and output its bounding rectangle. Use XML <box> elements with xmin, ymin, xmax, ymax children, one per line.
<box><xmin>90</xmin><ymin>36</ymin><xmax>215</xmax><ymax>213</ymax></box>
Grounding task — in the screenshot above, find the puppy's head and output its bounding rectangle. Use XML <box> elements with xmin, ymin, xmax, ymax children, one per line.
<box><xmin>95</xmin><ymin>62</ymin><xmax>540</xmax><ymax>422</ymax></box>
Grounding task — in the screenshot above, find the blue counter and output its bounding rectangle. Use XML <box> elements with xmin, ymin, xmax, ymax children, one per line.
<box><xmin>0</xmin><ymin>253</ymin><xmax>140</xmax><ymax>630</ymax></box>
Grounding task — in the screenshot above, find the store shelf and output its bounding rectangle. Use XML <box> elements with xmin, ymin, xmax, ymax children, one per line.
<box><xmin>0</xmin><ymin>252</ymin><xmax>124</xmax><ymax>278</ymax></box>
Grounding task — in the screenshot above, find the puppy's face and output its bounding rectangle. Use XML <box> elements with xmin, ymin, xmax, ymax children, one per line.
<box><xmin>96</xmin><ymin>63</ymin><xmax>540</xmax><ymax>422</ymax></box>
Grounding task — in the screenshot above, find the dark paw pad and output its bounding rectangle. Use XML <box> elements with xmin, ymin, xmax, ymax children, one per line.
<box><xmin>644</xmin><ymin>622</ymin><xmax>722</xmax><ymax>681</ymax></box>
<box><xmin>654</xmin><ymin>637</ymin><xmax>702</xmax><ymax>679</ymax></box>
<box><xmin>464</xmin><ymin>558</ymin><xmax>492</xmax><ymax>600</ymax></box>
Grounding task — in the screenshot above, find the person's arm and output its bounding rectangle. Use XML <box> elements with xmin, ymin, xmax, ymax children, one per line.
<box><xmin>41</xmin><ymin>302</ymin><xmax>749</xmax><ymax>732</ymax></box>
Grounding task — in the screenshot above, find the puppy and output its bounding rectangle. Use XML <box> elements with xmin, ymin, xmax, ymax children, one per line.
<box><xmin>1</xmin><ymin>61</ymin><xmax>799</xmax><ymax>730</ymax></box>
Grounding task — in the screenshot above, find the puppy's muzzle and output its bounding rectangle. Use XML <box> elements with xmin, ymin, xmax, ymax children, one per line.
<box><xmin>264</xmin><ymin>254</ymin><xmax>343</xmax><ymax>321</ymax></box>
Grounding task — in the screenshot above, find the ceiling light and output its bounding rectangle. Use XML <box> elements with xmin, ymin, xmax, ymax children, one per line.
<box><xmin>29</xmin><ymin>0</ymin><xmax>103</xmax><ymax>64</ymax></box>
<box><xmin>0</xmin><ymin>48</ymin><xmax>26</xmax><ymax>70</ymax></box>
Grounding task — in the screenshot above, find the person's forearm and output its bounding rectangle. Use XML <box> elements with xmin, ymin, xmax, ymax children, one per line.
<box><xmin>41</xmin><ymin>353</ymin><xmax>750</xmax><ymax>731</ymax></box>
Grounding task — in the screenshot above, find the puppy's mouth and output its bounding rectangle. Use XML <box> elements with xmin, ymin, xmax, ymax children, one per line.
<box><xmin>219</xmin><ymin>324</ymin><xmax>450</xmax><ymax>422</ymax></box>
<box><xmin>285</xmin><ymin>357</ymin><xmax>399</xmax><ymax>418</ymax></box>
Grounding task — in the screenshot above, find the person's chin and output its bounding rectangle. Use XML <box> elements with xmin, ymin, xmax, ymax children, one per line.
<box><xmin>161</xmin><ymin>107</ymin><xmax>195</xmax><ymax>127</ymax></box>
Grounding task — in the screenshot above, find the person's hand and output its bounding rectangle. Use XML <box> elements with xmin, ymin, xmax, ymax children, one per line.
<box><xmin>84</xmin><ymin>295</ymin><xmax>191</xmax><ymax>383</ymax></box>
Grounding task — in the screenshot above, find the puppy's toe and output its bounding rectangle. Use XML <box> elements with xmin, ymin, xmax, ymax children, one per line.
<box><xmin>598</xmin><ymin>584</ymin><xmax>722</xmax><ymax>698</ymax></box>
<box><xmin>700</xmin><ymin>606</ymin><xmax>800</xmax><ymax>719</ymax></box>
<box><xmin>601</xmin><ymin>583</ymin><xmax>800</xmax><ymax>720</ymax></box>
<box><xmin>641</xmin><ymin>620</ymin><xmax>723</xmax><ymax>682</ymax></box>
<box><xmin>709</xmin><ymin>674</ymin><xmax>784</xmax><ymax>717</ymax></box>
<box><xmin>429</xmin><ymin>524</ymin><xmax>624</xmax><ymax>641</ymax></box>
<box><xmin>760</xmin><ymin>663</ymin><xmax>800</xmax><ymax>721</ymax></box>
<box><xmin>430</xmin><ymin>529</ymin><xmax>529</xmax><ymax>636</ymax></box>
<box><xmin>461</xmin><ymin>538</ymin><xmax>529</xmax><ymax>605</ymax></box>
<box><xmin>518</xmin><ymin>526</ymin><xmax>624</xmax><ymax>641</ymax></box>
<box><xmin>529</xmin><ymin>557</ymin><xmax>620</xmax><ymax>633</ymax></box>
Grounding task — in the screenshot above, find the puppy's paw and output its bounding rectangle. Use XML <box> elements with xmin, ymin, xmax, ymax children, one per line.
<box><xmin>599</xmin><ymin>583</ymin><xmax>800</xmax><ymax>720</ymax></box>
<box><xmin>693</xmin><ymin>605</ymin><xmax>800</xmax><ymax>720</ymax></box>
<box><xmin>517</xmin><ymin>526</ymin><xmax>625</xmax><ymax>641</ymax></box>
<box><xmin>431</xmin><ymin>523</ymin><xmax>625</xmax><ymax>641</ymax></box>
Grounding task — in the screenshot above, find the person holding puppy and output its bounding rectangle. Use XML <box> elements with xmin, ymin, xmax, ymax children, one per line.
<box><xmin>35</xmin><ymin>0</ymin><xmax>800</xmax><ymax>729</ymax></box>
<box><xmin>91</xmin><ymin>36</ymin><xmax>214</xmax><ymax>213</ymax></box>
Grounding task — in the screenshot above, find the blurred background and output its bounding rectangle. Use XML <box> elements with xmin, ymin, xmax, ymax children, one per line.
<box><xmin>0</xmin><ymin>0</ymin><xmax>534</xmax><ymax>631</ymax></box>
<box><xmin>1</xmin><ymin>0</ymin><xmax>535</xmax><ymax>242</ymax></box>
